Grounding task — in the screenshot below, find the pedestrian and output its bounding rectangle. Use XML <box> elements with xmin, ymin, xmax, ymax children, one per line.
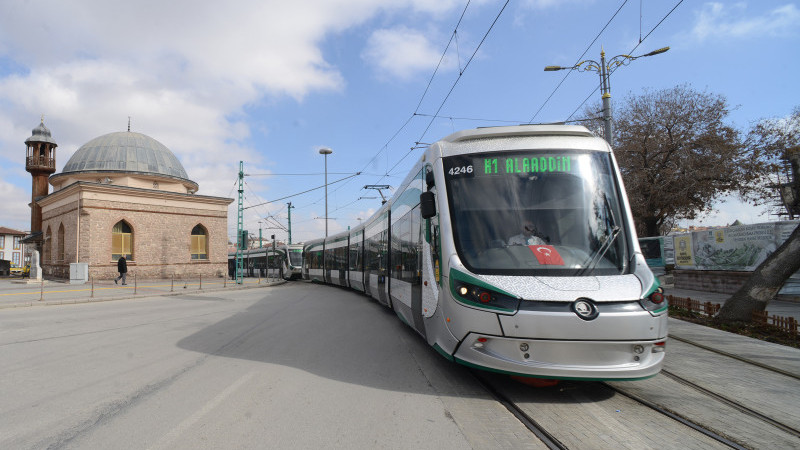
<box><xmin>115</xmin><ymin>256</ymin><xmax>128</xmax><ymax>285</ymax></box>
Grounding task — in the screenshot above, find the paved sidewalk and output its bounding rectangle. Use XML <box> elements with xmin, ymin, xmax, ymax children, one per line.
<box><xmin>0</xmin><ymin>276</ymin><xmax>284</xmax><ymax>309</ymax></box>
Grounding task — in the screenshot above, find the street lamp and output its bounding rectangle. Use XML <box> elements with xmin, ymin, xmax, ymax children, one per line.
<box><xmin>319</xmin><ymin>147</ymin><xmax>333</xmax><ymax>237</ymax></box>
<box><xmin>545</xmin><ymin>46</ymin><xmax>669</xmax><ymax>146</ymax></box>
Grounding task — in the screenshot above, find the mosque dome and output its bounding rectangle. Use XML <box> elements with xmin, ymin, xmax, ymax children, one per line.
<box><xmin>61</xmin><ymin>131</ymin><xmax>192</xmax><ymax>177</ymax></box>
<box><xmin>50</xmin><ymin>131</ymin><xmax>198</xmax><ymax>193</ymax></box>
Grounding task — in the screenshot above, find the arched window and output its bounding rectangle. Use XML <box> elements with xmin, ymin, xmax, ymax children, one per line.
<box><xmin>57</xmin><ymin>223</ymin><xmax>65</xmax><ymax>261</ymax></box>
<box><xmin>112</xmin><ymin>220</ymin><xmax>133</xmax><ymax>260</ymax></box>
<box><xmin>44</xmin><ymin>226</ymin><xmax>52</xmax><ymax>262</ymax></box>
<box><xmin>191</xmin><ymin>224</ymin><xmax>208</xmax><ymax>260</ymax></box>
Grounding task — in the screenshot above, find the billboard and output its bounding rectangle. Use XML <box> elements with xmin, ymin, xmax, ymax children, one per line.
<box><xmin>672</xmin><ymin>221</ymin><xmax>798</xmax><ymax>271</ymax></box>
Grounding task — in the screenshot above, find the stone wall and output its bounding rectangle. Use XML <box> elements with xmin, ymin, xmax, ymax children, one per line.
<box><xmin>40</xmin><ymin>185</ymin><xmax>231</xmax><ymax>280</ymax></box>
<box><xmin>41</xmin><ymin>201</ymin><xmax>79</xmax><ymax>279</ymax></box>
<box><xmin>673</xmin><ymin>270</ymin><xmax>751</xmax><ymax>294</ymax></box>
<box><xmin>81</xmin><ymin>197</ymin><xmax>228</xmax><ymax>280</ymax></box>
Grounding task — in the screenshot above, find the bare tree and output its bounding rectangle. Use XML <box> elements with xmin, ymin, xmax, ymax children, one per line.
<box><xmin>592</xmin><ymin>85</ymin><xmax>758</xmax><ymax>237</ymax></box>
<box><xmin>741</xmin><ymin>107</ymin><xmax>800</xmax><ymax>219</ymax></box>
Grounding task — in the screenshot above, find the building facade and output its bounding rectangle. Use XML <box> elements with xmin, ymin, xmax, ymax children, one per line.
<box><xmin>27</xmin><ymin>124</ymin><xmax>233</xmax><ymax>280</ymax></box>
<box><xmin>0</xmin><ymin>227</ymin><xmax>28</xmax><ymax>267</ymax></box>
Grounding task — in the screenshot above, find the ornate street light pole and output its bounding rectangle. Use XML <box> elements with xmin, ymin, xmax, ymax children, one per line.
<box><xmin>545</xmin><ymin>46</ymin><xmax>669</xmax><ymax>146</ymax></box>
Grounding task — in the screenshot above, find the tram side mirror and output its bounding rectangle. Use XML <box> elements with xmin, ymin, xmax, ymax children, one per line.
<box><xmin>425</xmin><ymin>171</ymin><xmax>435</xmax><ymax>189</ymax></box>
<box><xmin>420</xmin><ymin>191</ymin><xmax>436</xmax><ymax>219</ymax></box>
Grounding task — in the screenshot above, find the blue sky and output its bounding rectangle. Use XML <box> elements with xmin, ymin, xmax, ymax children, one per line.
<box><xmin>0</xmin><ymin>0</ymin><xmax>798</xmax><ymax>243</ymax></box>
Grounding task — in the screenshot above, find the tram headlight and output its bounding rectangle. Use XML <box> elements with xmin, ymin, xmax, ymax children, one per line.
<box><xmin>451</xmin><ymin>281</ymin><xmax>520</xmax><ymax>313</ymax></box>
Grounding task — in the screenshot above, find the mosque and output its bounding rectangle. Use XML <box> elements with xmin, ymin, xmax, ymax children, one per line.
<box><xmin>22</xmin><ymin>119</ymin><xmax>233</xmax><ymax>280</ymax></box>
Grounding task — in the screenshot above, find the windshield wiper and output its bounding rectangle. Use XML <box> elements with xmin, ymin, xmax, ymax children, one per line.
<box><xmin>579</xmin><ymin>225</ymin><xmax>620</xmax><ymax>275</ymax></box>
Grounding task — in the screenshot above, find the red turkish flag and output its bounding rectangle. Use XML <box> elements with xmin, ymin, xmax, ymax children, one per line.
<box><xmin>528</xmin><ymin>245</ymin><xmax>565</xmax><ymax>266</ymax></box>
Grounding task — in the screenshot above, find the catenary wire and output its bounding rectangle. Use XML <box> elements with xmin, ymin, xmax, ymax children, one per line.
<box><xmin>563</xmin><ymin>0</ymin><xmax>685</xmax><ymax>123</ymax></box>
<box><xmin>528</xmin><ymin>0</ymin><xmax>629</xmax><ymax>124</ymax></box>
<box><xmin>367</xmin><ymin>0</ymin><xmax>511</xmax><ymax>187</ymax></box>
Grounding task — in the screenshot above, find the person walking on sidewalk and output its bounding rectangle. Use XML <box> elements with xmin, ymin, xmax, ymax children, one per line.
<box><xmin>115</xmin><ymin>256</ymin><xmax>128</xmax><ymax>285</ymax></box>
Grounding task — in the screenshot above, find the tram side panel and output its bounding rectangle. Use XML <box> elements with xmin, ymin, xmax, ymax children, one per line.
<box><xmin>389</xmin><ymin>168</ymin><xmax>426</xmax><ymax>336</ymax></box>
<box><xmin>324</xmin><ymin>234</ymin><xmax>349</xmax><ymax>287</ymax></box>
<box><xmin>347</xmin><ymin>229</ymin><xmax>365</xmax><ymax>292</ymax></box>
<box><xmin>363</xmin><ymin>211</ymin><xmax>390</xmax><ymax>307</ymax></box>
<box><xmin>305</xmin><ymin>240</ymin><xmax>325</xmax><ymax>283</ymax></box>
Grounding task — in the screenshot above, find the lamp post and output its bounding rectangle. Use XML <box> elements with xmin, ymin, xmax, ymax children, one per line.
<box><xmin>545</xmin><ymin>46</ymin><xmax>669</xmax><ymax>146</ymax></box>
<box><xmin>319</xmin><ymin>147</ymin><xmax>333</xmax><ymax>237</ymax></box>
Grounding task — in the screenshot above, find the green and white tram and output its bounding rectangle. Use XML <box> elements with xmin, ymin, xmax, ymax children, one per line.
<box><xmin>303</xmin><ymin>125</ymin><xmax>667</xmax><ymax>380</ymax></box>
<box><xmin>280</xmin><ymin>243</ymin><xmax>305</xmax><ymax>280</ymax></box>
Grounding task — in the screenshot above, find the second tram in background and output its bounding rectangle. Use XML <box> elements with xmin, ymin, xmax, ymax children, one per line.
<box><xmin>228</xmin><ymin>243</ymin><xmax>304</xmax><ymax>281</ymax></box>
<box><xmin>303</xmin><ymin>124</ymin><xmax>667</xmax><ymax>380</ymax></box>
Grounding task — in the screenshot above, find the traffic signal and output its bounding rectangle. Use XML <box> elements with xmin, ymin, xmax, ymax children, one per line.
<box><xmin>240</xmin><ymin>230</ymin><xmax>248</xmax><ymax>250</ymax></box>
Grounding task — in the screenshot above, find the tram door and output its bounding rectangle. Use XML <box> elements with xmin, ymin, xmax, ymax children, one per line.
<box><xmin>377</xmin><ymin>227</ymin><xmax>389</xmax><ymax>307</ymax></box>
<box><xmin>410</xmin><ymin>210</ymin><xmax>425</xmax><ymax>337</ymax></box>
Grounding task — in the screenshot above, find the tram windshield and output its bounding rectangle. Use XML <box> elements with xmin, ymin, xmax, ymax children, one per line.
<box><xmin>288</xmin><ymin>249</ymin><xmax>303</xmax><ymax>265</ymax></box>
<box><xmin>443</xmin><ymin>149</ymin><xmax>629</xmax><ymax>276</ymax></box>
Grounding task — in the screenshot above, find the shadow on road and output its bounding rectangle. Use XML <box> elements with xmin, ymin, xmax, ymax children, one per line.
<box><xmin>175</xmin><ymin>282</ymin><xmax>614</xmax><ymax>402</ymax></box>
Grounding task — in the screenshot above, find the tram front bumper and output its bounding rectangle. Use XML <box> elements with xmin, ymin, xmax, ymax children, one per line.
<box><xmin>453</xmin><ymin>333</ymin><xmax>666</xmax><ymax>381</ymax></box>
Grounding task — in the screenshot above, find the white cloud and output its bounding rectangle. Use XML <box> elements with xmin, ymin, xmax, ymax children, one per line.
<box><xmin>0</xmin><ymin>0</ymin><xmax>465</xmax><ymax>230</ymax></box>
<box><xmin>692</xmin><ymin>2</ymin><xmax>800</xmax><ymax>41</ymax></box>
<box><xmin>362</xmin><ymin>26</ymin><xmax>454</xmax><ymax>81</ymax></box>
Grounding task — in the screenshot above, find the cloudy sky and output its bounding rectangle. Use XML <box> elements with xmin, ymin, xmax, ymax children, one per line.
<box><xmin>1</xmin><ymin>0</ymin><xmax>798</xmax><ymax>243</ymax></box>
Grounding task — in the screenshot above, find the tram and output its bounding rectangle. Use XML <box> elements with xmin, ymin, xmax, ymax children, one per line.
<box><xmin>303</xmin><ymin>125</ymin><xmax>667</xmax><ymax>380</ymax></box>
<box><xmin>280</xmin><ymin>243</ymin><xmax>305</xmax><ymax>280</ymax></box>
<box><xmin>228</xmin><ymin>247</ymin><xmax>285</xmax><ymax>280</ymax></box>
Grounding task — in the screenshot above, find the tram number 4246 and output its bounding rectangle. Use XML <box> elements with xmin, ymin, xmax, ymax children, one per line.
<box><xmin>448</xmin><ymin>165</ymin><xmax>473</xmax><ymax>176</ymax></box>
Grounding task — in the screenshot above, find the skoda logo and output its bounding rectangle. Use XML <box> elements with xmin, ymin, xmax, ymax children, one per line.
<box><xmin>572</xmin><ymin>298</ymin><xmax>599</xmax><ymax>321</ymax></box>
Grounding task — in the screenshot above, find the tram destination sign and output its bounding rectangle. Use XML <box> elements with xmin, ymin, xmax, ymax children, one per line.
<box><xmin>444</xmin><ymin>153</ymin><xmax>574</xmax><ymax>179</ymax></box>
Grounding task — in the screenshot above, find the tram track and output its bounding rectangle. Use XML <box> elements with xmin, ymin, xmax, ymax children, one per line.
<box><xmin>471</xmin><ymin>364</ymin><xmax>800</xmax><ymax>449</ymax></box>
<box><xmin>660</xmin><ymin>369</ymin><xmax>800</xmax><ymax>439</ymax></box>
<box><xmin>603</xmin><ymin>381</ymin><xmax>749</xmax><ymax>449</ymax></box>
<box><xmin>668</xmin><ymin>333</ymin><xmax>800</xmax><ymax>381</ymax></box>
<box><xmin>470</xmin><ymin>367</ymin><xmax>748</xmax><ymax>449</ymax></box>
<box><xmin>468</xmin><ymin>369</ymin><xmax>568</xmax><ymax>450</ymax></box>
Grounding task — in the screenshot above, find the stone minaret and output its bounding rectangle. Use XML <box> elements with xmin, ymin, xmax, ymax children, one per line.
<box><xmin>24</xmin><ymin>118</ymin><xmax>57</xmax><ymax>250</ymax></box>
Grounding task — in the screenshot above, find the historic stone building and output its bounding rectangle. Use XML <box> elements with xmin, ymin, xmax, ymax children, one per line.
<box><xmin>25</xmin><ymin>121</ymin><xmax>233</xmax><ymax>280</ymax></box>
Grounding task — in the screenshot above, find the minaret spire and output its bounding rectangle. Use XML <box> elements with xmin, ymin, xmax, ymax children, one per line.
<box><xmin>128</xmin><ymin>116</ymin><xmax>131</xmax><ymax>132</ymax></box>
<box><xmin>24</xmin><ymin>117</ymin><xmax>58</xmax><ymax>252</ymax></box>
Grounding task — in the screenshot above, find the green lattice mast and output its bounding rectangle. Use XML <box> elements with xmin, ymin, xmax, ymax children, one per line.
<box><xmin>236</xmin><ymin>161</ymin><xmax>244</xmax><ymax>284</ymax></box>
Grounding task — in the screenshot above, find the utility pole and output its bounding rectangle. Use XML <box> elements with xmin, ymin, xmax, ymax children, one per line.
<box><xmin>319</xmin><ymin>148</ymin><xmax>333</xmax><ymax>237</ymax></box>
<box><xmin>287</xmin><ymin>202</ymin><xmax>294</xmax><ymax>244</ymax></box>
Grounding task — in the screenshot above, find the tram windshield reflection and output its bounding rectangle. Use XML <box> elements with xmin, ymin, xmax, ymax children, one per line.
<box><xmin>443</xmin><ymin>149</ymin><xmax>629</xmax><ymax>276</ymax></box>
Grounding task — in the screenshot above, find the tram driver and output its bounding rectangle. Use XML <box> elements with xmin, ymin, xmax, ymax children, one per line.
<box><xmin>508</xmin><ymin>220</ymin><xmax>546</xmax><ymax>246</ymax></box>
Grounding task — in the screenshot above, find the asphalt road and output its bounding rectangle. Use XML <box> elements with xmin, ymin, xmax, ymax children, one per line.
<box><xmin>0</xmin><ymin>282</ymin><xmax>535</xmax><ymax>450</ymax></box>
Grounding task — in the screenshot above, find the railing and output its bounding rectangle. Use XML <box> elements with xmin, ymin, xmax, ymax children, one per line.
<box><xmin>752</xmin><ymin>310</ymin><xmax>799</xmax><ymax>335</ymax></box>
<box><xmin>668</xmin><ymin>294</ymin><xmax>799</xmax><ymax>335</ymax></box>
<box><xmin>668</xmin><ymin>295</ymin><xmax>720</xmax><ymax>316</ymax></box>
<box><xmin>26</xmin><ymin>156</ymin><xmax>56</xmax><ymax>169</ymax></box>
